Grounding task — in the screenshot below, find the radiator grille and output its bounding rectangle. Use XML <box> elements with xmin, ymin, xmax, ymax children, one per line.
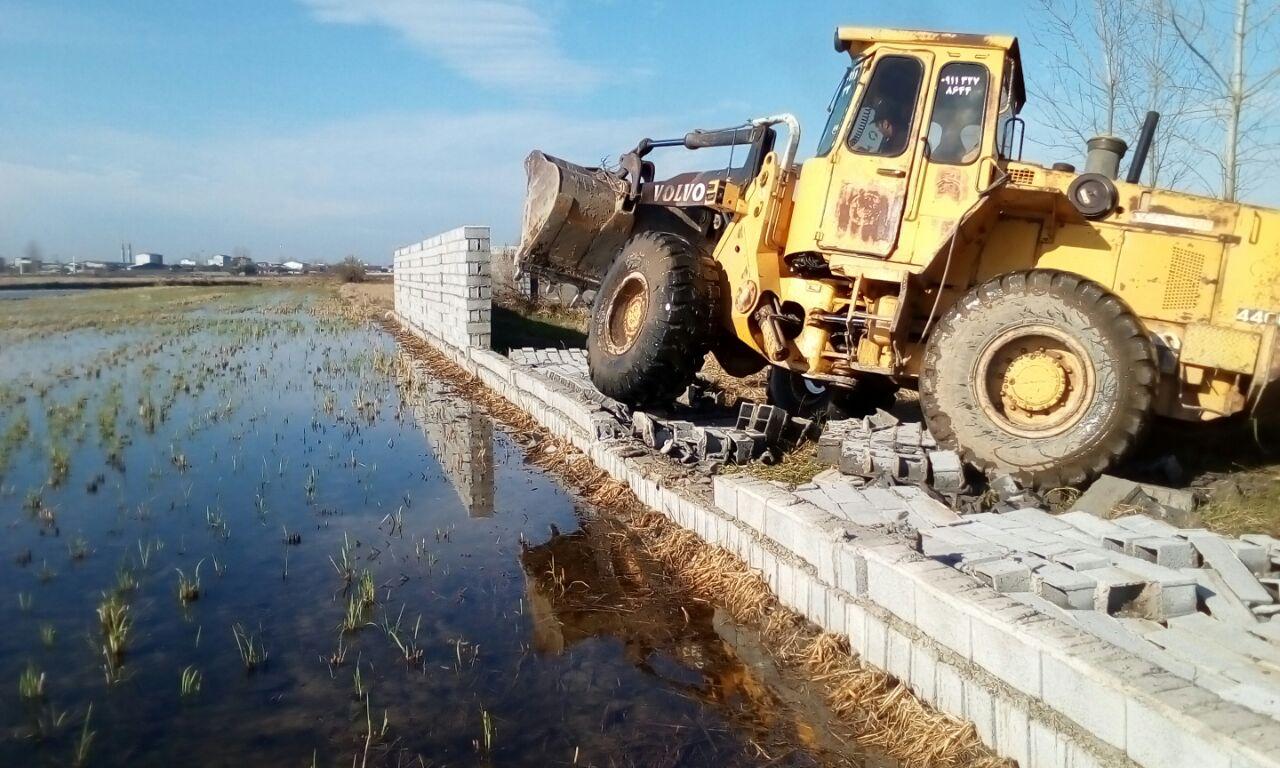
<box><xmin>1009</xmin><ymin>168</ymin><xmax>1037</xmax><ymax>185</ymax></box>
<box><xmin>1163</xmin><ymin>247</ymin><xmax>1204</xmax><ymax>311</ymax></box>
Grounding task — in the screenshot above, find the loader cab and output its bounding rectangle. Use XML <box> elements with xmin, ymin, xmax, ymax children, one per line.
<box><xmin>786</xmin><ymin>28</ymin><xmax>1024</xmax><ymax>269</ymax></box>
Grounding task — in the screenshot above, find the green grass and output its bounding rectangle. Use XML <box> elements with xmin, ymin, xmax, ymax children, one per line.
<box><xmin>490</xmin><ymin>304</ymin><xmax>586</xmax><ymax>354</ymax></box>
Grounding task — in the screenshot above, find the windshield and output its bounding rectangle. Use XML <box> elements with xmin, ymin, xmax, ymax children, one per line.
<box><xmin>815</xmin><ymin>59</ymin><xmax>864</xmax><ymax>157</ymax></box>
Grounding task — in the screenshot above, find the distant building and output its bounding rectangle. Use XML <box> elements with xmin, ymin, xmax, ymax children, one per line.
<box><xmin>282</xmin><ymin>260</ymin><xmax>307</xmax><ymax>273</ymax></box>
<box><xmin>82</xmin><ymin>261</ymin><xmax>115</xmax><ymax>271</ymax></box>
<box><xmin>207</xmin><ymin>254</ymin><xmax>232</xmax><ymax>268</ymax></box>
<box><xmin>179</xmin><ymin>258</ymin><xmax>198</xmax><ymax>268</ymax></box>
<box><xmin>14</xmin><ymin>257</ymin><xmax>40</xmax><ymax>274</ymax></box>
<box><xmin>133</xmin><ymin>253</ymin><xmax>164</xmax><ymax>267</ymax></box>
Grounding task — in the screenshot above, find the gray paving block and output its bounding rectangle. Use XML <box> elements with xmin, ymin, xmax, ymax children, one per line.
<box><xmin>891</xmin><ymin>487</ymin><xmax>962</xmax><ymax>528</ymax></box>
<box><xmin>1226</xmin><ymin>540</ymin><xmax>1270</xmax><ymax>575</ymax></box>
<box><xmin>1036</xmin><ymin>564</ymin><xmax>1098</xmax><ymax>609</ymax></box>
<box><xmin>1131</xmin><ymin>536</ymin><xmax>1197</xmax><ymax>568</ymax></box>
<box><xmin>1184</xmin><ymin>567</ymin><xmax>1260</xmax><ymax>625</ymax></box>
<box><xmin>999</xmin><ymin>507</ymin><xmax>1074</xmax><ymax>532</ymax></box>
<box><xmin>1187</xmin><ymin>532</ymin><xmax>1275</xmax><ymax>606</ymax></box>
<box><xmin>1114</xmin><ymin>514</ymin><xmax>1183</xmax><ymax>537</ymax></box>
<box><xmin>970</xmin><ymin>559</ymin><xmax>1032</xmax><ymax>592</ymax></box>
<box><xmin>1168</xmin><ymin>612</ymin><xmax>1280</xmax><ymax>667</ymax></box>
<box><xmin>1053</xmin><ymin>549</ymin><xmax>1111</xmax><ymax>572</ymax></box>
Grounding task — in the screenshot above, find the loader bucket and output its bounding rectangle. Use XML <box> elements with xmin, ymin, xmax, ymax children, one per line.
<box><xmin>516</xmin><ymin>151</ymin><xmax>636</xmax><ymax>288</ymax></box>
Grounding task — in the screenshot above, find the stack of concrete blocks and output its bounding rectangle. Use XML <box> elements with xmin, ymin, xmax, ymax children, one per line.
<box><xmin>916</xmin><ymin>502</ymin><xmax>1280</xmax><ymax>721</ymax></box>
<box><xmin>818</xmin><ymin>412</ymin><xmax>965</xmax><ymax>492</ymax></box>
<box><xmin>406</xmin><ymin>367</ymin><xmax>495</xmax><ymax>517</ymax></box>
<box><xmin>393</xmin><ymin>225</ymin><xmax>492</xmax><ymax>351</ymax></box>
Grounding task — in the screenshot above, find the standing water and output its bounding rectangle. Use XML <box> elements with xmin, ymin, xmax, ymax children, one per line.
<box><xmin>0</xmin><ymin>286</ymin><xmax>861</xmax><ymax>766</ymax></box>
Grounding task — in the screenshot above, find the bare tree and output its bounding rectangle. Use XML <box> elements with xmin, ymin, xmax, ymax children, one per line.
<box><xmin>1028</xmin><ymin>0</ymin><xmax>1210</xmax><ymax>188</ymax></box>
<box><xmin>1167</xmin><ymin>0</ymin><xmax>1280</xmax><ymax>200</ymax></box>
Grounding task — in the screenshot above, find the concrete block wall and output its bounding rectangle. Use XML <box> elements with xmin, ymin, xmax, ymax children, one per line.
<box><xmin>394</xmin><ymin>225</ymin><xmax>492</xmax><ymax>351</ymax></box>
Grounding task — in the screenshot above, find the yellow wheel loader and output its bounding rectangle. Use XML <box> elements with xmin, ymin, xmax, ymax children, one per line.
<box><xmin>516</xmin><ymin>27</ymin><xmax>1280</xmax><ymax>488</ymax></box>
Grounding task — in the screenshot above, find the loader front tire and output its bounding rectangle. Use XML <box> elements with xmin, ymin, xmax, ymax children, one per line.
<box><xmin>587</xmin><ymin>231</ymin><xmax>719</xmax><ymax>406</ymax></box>
<box><xmin>920</xmin><ymin>270</ymin><xmax>1156</xmax><ymax>488</ymax></box>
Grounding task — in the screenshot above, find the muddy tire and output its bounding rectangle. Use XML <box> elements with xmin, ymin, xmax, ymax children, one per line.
<box><xmin>587</xmin><ymin>231</ymin><xmax>720</xmax><ymax>406</ymax></box>
<box><xmin>767</xmin><ymin>368</ymin><xmax>899</xmax><ymax>421</ymax></box>
<box><xmin>920</xmin><ymin>270</ymin><xmax>1156</xmax><ymax>488</ymax></box>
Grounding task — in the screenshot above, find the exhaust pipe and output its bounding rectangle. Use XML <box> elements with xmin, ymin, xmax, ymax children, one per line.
<box><xmin>1084</xmin><ymin>135</ymin><xmax>1128</xmax><ymax>180</ymax></box>
<box><xmin>1125</xmin><ymin>111</ymin><xmax>1160</xmax><ymax>185</ymax></box>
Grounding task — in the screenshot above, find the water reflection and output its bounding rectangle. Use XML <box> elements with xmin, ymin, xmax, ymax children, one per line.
<box><xmin>404</xmin><ymin>375</ymin><xmax>495</xmax><ymax>517</ymax></box>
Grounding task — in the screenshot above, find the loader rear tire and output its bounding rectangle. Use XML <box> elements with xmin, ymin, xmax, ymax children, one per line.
<box><xmin>587</xmin><ymin>231</ymin><xmax>720</xmax><ymax>406</ymax></box>
<box><xmin>920</xmin><ymin>270</ymin><xmax>1156</xmax><ymax>488</ymax></box>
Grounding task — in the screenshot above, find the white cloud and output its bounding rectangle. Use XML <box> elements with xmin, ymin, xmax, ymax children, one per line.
<box><xmin>0</xmin><ymin>109</ymin><xmax>681</xmax><ymax>262</ymax></box>
<box><xmin>299</xmin><ymin>0</ymin><xmax>602</xmax><ymax>91</ymax></box>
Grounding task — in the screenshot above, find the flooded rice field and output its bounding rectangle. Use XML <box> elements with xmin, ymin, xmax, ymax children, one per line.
<box><xmin>0</xmin><ymin>286</ymin><xmax>862</xmax><ymax>767</ymax></box>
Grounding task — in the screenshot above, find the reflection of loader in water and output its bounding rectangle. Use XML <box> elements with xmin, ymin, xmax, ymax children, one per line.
<box><xmin>519</xmin><ymin>521</ymin><xmax>868</xmax><ymax>761</ymax></box>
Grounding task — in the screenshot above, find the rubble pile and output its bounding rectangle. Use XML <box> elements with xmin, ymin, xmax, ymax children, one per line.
<box><xmin>507</xmin><ymin>348</ymin><xmax>819</xmax><ymax>471</ymax></box>
<box><xmin>817</xmin><ymin>410</ymin><xmax>965</xmax><ymax>493</ymax></box>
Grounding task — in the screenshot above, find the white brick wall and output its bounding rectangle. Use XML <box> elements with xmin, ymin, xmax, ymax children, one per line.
<box><xmin>393</xmin><ymin>225</ymin><xmax>492</xmax><ymax>351</ymax></box>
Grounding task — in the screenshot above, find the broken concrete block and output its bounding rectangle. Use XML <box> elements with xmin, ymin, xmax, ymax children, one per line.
<box><xmin>779</xmin><ymin>416</ymin><xmax>816</xmax><ymax>451</ymax></box>
<box><xmin>989</xmin><ymin>474</ymin><xmax>1022</xmax><ymax>502</ymax></box>
<box><xmin>631</xmin><ymin>412</ymin><xmax>658</xmax><ymax>448</ymax></box>
<box><xmin>838</xmin><ymin>440</ymin><xmax>872</xmax><ymax>476</ymax></box>
<box><xmin>1070</xmin><ymin>474</ymin><xmax>1154</xmax><ymax>517</ymax></box>
<box><xmin>868</xmin><ymin>408</ymin><xmax>899</xmax><ymax>430</ymax></box>
<box><xmin>928</xmin><ymin>450</ymin><xmax>965</xmax><ymax>493</ymax></box>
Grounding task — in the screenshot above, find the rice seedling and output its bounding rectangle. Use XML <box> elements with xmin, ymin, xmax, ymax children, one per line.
<box><xmin>352</xmin><ymin>666</ymin><xmax>366</xmax><ymax>699</ymax></box>
<box><xmin>68</xmin><ymin>535</ymin><xmax>91</xmax><ymax>561</ymax></box>
<box><xmin>38</xmin><ymin>560</ymin><xmax>57</xmax><ymax>583</ymax></box>
<box><xmin>115</xmin><ymin>564</ymin><xmax>138</xmax><ymax>595</ymax></box>
<box><xmin>176</xmin><ymin>560</ymin><xmax>204</xmax><ymax>604</ymax></box>
<box><xmin>231</xmin><ymin>624</ymin><xmax>268</xmax><ymax>672</ymax></box>
<box><xmin>97</xmin><ymin>593</ymin><xmax>131</xmax><ymax>681</ymax></box>
<box><xmin>39</xmin><ymin>624</ymin><xmax>55</xmax><ymax>648</ymax></box>
<box><xmin>18</xmin><ymin>592</ymin><xmax>32</xmax><ymax>612</ymax></box>
<box><xmin>329</xmin><ymin>534</ymin><xmax>356</xmax><ymax>584</ymax></box>
<box><xmin>478</xmin><ymin>707</ymin><xmax>494</xmax><ymax>756</ymax></box>
<box><xmin>281</xmin><ymin>526</ymin><xmax>301</xmax><ymax>546</ymax></box>
<box><xmin>326</xmin><ymin>635</ymin><xmax>349</xmax><ymax>672</ymax></box>
<box><xmin>180</xmin><ymin>666</ymin><xmax>202</xmax><ymax>697</ymax></box>
<box><xmin>356</xmin><ymin>569</ymin><xmax>376</xmax><ymax>607</ymax></box>
<box><xmin>48</xmin><ymin>444</ymin><xmax>71</xmax><ymax>486</ymax></box>
<box><xmin>73</xmin><ymin>703</ymin><xmax>94</xmax><ymax>767</ymax></box>
<box><xmin>19</xmin><ymin>663</ymin><xmax>46</xmax><ymax>701</ymax></box>
<box><xmin>341</xmin><ymin>594</ymin><xmax>368</xmax><ymax>634</ymax></box>
<box><xmin>137</xmin><ymin>539</ymin><xmax>155</xmax><ymax>570</ymax></box>
<box><xmin>15</xmin><ymin>549</ymin><xmax>32</xmax><ymax>566</ymax></box>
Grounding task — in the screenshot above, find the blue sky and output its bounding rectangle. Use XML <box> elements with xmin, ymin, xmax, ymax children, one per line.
<box><xmin>1</xmin><ymin>1</ymin><xmax>1276</xmax><ymax>265</ymax></box>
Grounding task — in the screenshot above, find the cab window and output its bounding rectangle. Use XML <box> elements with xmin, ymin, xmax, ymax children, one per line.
<box><xmin>926</xmin><ymin>62</ymin><xmax>989</xmax><ymax>165</ymax></box>
<box><xmin>815</xmin><ymin>59</ymin><xmax>864</xmax><ymax>157</ymax></box>
<box><xmin>846</xmin><ymin>55</ymin><xmax>924</xmax><ymax>157</ymax></box>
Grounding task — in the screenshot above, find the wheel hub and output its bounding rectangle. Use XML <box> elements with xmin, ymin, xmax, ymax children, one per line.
<box><xmin>1002</xmin><ymin>352</ymin><xmax>1068</xmax><ymax>412</ymax></box>
<box><xmin>604</xmin><ymin>273</ymin><xmax>649</xmax><ymax>355</ymax></box>
<box><xmin>976</xmin><ymin>326</ymin><xmax>1095</xmax><ymax>438</ymax></box>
